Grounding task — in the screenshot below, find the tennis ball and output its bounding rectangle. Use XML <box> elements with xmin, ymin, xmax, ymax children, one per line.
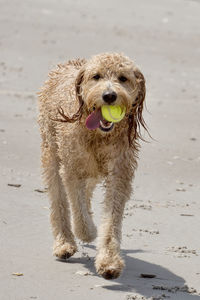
<box><xmin>101</xmin><ymin>105</ymin><xmax>126</xmax><ymax>123</ymax></box>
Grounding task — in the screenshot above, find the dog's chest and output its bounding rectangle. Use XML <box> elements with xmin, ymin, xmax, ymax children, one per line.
<box><xmin>85</xmin><ymin>141</ymin><xmax>119</xmax><ymax>178</ymax></box>
<box><xmin>81</xmin><ymin>149</ymin><xmax>109</xmax><ymax>178</ymax></box>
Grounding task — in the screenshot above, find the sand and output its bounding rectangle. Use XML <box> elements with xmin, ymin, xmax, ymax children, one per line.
<box><xmin>0</xmin><ymin>0</ymin><xmax>200</xmax><ymax>299</ymax></box>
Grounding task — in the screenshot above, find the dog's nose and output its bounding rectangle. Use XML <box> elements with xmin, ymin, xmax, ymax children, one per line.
<box><xmin>102</xmin><ymin>91</ymin><xmax>117</xmax><ymax>104</ymax></box>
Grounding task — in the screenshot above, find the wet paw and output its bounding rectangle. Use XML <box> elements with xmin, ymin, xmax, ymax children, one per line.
<box><xmin>53</xmin><ymin>242</ymin><xmax>77</xmax><ymax>259</ymax></box>
<box><xmin>95</xmin><ymin>254</ymin><xmax>124</xmax><ymax>280</ymax></box>
<box><xmin>101</xmin><ymin>267</ymin><xmax>121</xmax><ymax>280</ymax></box>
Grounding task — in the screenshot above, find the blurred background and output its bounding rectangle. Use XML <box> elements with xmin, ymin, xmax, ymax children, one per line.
<box><xmin>0</xmin><ymin>0</ymin><xmax>200</xmax><ymax>299</ymax></box>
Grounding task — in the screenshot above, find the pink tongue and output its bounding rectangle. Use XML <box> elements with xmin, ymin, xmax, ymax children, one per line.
<box><xmin>86</xmin><ymin>109</ymin><xmax>102</xmax><ymax>130</ymax></box>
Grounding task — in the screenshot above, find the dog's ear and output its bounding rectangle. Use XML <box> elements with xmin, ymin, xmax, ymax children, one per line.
<box><xmin>75</xmin><ymin>66</ymin><xmax>86</xmax><ymax>107</ymax></box>
<box><xmin>128</xmin><ymin>68</ymin><xmax>147</xmax><ymax>146</ymax></box>
<box><xmin>134</xmin><ymin>68</ymin><xmax>146</xmax><ymax>107</ymax></box>
<box><xmin>52</xmin><ymin>65</ymin><xmax>86</xmax><ymax>124</ymax></box>
<box><xmin>133</xmin><ymin>68</ymin><xmax>146</xmax><ymax>130</ymax></box>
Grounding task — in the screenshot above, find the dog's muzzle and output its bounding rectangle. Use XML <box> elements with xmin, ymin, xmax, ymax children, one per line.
<box><xmin>85</xmin><ymin>108</ymin><xmax>114</xmax><ymax>132</ymax></box>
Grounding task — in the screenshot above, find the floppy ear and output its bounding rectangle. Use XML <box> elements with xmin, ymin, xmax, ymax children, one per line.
<box><xmin>134</xmin><ymin>68</ymin><xmax>146</xmax><ymax>107</ymax></box>
<box><xmin>128</xmin><ymin>68</ymin><xmax>147</xmax><ymax>146</ymax></box>
<box><xmin>52</xmin><ymin>66</ymin><xmax>86</xmax><ymax>123</ymax></box>
<box><xmin>75</xmin><ymin>66</ymin><xmax>86</xmax><ymax>108</ymax></box>
<box><xmin>133</xmin><ymin>68</ymin><xmax>146</xmax><ymax>130</ymax></box>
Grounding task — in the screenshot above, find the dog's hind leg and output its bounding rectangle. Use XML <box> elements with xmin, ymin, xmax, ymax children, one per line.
<box><xmin>85</xmin><ymin>178</ymin><xmax>97</xmax><ymax>216</ymax></box>
<box><xmin>60</xmin><ymin>170</ymin><xmax>97</xmax><ymax>243</ymax></box>
<box><xmin>41</xmin><ymin>141</ymin><xmax>77</xmax><ymax>259</ymax></box>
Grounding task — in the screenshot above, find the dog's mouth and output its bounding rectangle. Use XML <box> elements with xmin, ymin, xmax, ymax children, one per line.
<box><xmin>85</xmin><ymin>108</ymin><xmax>114</xmax><ymax>132</ymax></box>
<box><xmin>99</xmin><ymin>119</ymin><xmax>114</xmax><ymax>132</ymax></box>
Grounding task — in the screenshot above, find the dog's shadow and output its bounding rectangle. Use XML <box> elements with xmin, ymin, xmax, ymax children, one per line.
<box><xmin>57</xmin><ymin>244</ymin><xmax>200</xmax><ymax>299</ymax></box>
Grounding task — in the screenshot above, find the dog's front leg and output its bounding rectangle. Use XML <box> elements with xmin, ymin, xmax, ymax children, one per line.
<box><xmin>61</xmin><ymin>166</ymin><xmax>97</xmax><ymax>243</ymax></box>
<box><xmin>95</xmin><ymin>152</ymin><xmax>135</xmax><ymax>279</ymax></box>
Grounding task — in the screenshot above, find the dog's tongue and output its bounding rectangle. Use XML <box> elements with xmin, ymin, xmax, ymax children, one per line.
<box><xmin>86</xmin><ymin>109</ymin><xmax>102</xmax><ymax>130</ymax></box>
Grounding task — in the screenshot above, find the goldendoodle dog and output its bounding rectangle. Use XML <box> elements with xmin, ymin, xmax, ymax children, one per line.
<box><xmin>38</xmin><ymin>53</ymin><xmax>147</xmax><ymax>280</ymax></box>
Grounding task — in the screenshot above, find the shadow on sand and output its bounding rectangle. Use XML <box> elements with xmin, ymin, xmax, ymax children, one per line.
<box><xmin>57</xmin><ymin>245</ymin><xmax>200</xmax><ymax>299</ymax></box>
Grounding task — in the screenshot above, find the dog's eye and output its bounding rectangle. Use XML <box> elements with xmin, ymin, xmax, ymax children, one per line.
<box><xmin>118</xmin><ymin>76</ymin><xmax>128</xmax><ymax>82</ymax></box>
<box><xmin>93</xmin><ymin>74</ymin><xmax>101</xmax><ymax>80</ymax></box>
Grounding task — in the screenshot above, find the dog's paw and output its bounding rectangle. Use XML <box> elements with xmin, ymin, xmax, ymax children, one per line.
<box><xmin>53</xmin><ymin>242</ymin><xmax>77</xmax><ymax>259</ymax></box>
<box><xmin>95</xmin><ymin>253</ymin><xmax>124</xmax><ymax>280</ymax></box>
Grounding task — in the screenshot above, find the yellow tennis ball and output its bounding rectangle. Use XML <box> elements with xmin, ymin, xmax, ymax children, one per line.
<box><xmin>101</xmin><ymin>105</ymin><xmax>126</xmax><ymax>123</ymax></box>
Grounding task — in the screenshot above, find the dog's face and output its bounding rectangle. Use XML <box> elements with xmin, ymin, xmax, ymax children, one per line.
<box><xmin>75</xmin><ymin>53</ymin><xmax>146</xmax><ymax>140</ymax></box>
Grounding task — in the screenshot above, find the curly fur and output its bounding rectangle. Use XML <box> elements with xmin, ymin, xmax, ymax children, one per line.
<box><xmin>38</xmin><ymin>53</ymin><xmax>146</xmax><ymax>279</ymax></box>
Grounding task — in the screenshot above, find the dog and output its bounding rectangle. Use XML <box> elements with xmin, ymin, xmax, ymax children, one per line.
<box><xmin>38</xmin><ymin>53</ymin><xmax>147</xmax><ymax>279</ymax></box>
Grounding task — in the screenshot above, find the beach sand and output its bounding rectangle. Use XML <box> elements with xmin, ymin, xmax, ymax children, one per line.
<box><xmin>0</xmin><ymin>0</ymin><xmax>200</xmax><ymax>299</ymax></box>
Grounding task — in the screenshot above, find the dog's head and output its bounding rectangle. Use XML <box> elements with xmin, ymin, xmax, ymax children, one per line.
<box><xmin>58</xmin><ymin>53</ymin><xmax>147</xmax><ymax>146</ymax></box>
<box><xmin>76</xmin><ymin>53</ymin><xmax>146</xmax><ymax>144</ymax></box>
